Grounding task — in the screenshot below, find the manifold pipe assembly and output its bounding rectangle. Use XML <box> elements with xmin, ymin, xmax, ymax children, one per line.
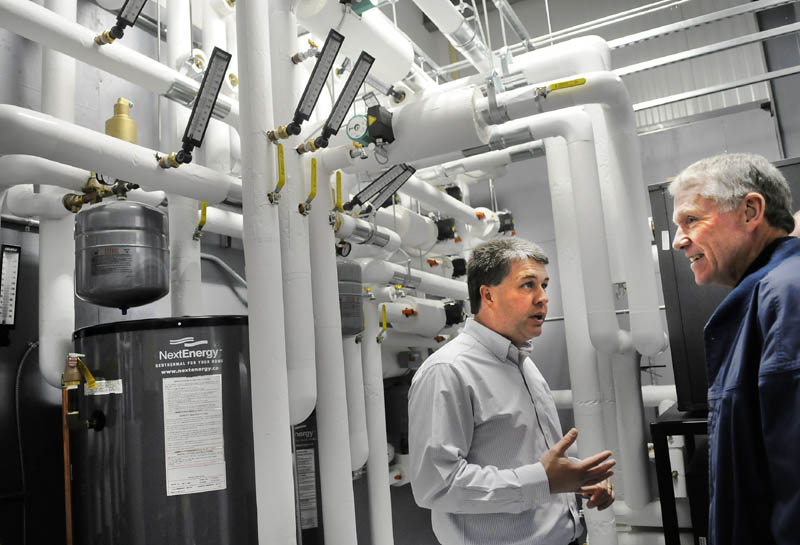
<box><xmin>361</xmin><ymin>295</ymin><xmax>395</xmax><ymax>545</ymax></box>
<box><xmin>305</xmin><ymin>151</ymin><xmax>359</xmax><ymax>543</ymax></box>
<box><xmin>357</xmin><ymin>258</ymin><xmax>469</xmax><ymax>302</ymax></box>
<box><xmin>166</xmin><ymin>0</ymin><xmax>203</xmax><ymax>317</ymax></box>
<box><xmin>545</xmin><ymin>138</ymin><xmax>617</xmax><ymax>545</ymax></box>
<box><xmin>270</xmin><ymin>0</ymin><xmax>316</xmax><ymax>426</ymax></box>
<box><xmin>0</xmin><ymin>0</ymin><xmax>238</xmax><ymax>127</ymax></box>
<box><xmin>235</xmin><ymin>0</ymin><xmax>296</xmax><ymax>543</ymax></box>
<box><xmin>0</xmin><ymin>106</ymin><xmax>242</xmax><ymax>205</ymax></box>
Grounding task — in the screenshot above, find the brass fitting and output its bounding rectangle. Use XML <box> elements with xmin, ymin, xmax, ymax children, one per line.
<box><xmin>228</xmin><ymin>73</ymin><xmax>239</xmax><ymax>88</ymax></box>
<box><xmin>62</xmin><ymin>353</ymin><xmax>82</xmax><ymax>388</ymax></box>
<box><xmin>295</xmin><ymin>139</ymin><xmax>319</xmax><ymax>155</ymax></box>
<box><xmin>94</xmin><ymin>30</ymin><xmax>116</xmax><ymax>46</ymax></box>
<box><xmin>267</xmin><ymin>125</ymin><xmax>290</xmax><ymax>142</ymax></box>
<box><xmin>63</xmin><ymin>194</ymin><xmax>86</xmax><ymax>213</ymax></box>
<box><xmin>298</xmin><ymin>202</ymin><xmax>312</xmax><ymax>215</ymax></box>
<box><xmin>158</xmin><ymin>152</ymin><xmax>181</xmax><ymax>169</ymax></box>
<box><xmin>105</xmin><ymin>98</ymin><xmax>138</xmax><ymax>144</ymax></box>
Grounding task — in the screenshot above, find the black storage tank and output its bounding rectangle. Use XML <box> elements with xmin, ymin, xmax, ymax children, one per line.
<box><xmin>71</xmin><ymin>316</ymin><xmax>256</xmax><ymax>544</ymax></box>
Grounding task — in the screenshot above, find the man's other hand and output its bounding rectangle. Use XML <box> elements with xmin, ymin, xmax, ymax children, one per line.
<box><xmin>541</xmin><ymin>428</ymin><xmax>615</xmax><ymax>494</ymax></box>
<box><xmin>581</xmin><ymin>479</ymin><xmax>615</xmax><ymax>510</ymax></box>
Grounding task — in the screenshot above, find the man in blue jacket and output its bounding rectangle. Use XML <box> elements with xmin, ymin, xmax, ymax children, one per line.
<box><xmin>670</xmin><ymin>153</ymin><xmax>800</xmax><ymax>545</ymax></box>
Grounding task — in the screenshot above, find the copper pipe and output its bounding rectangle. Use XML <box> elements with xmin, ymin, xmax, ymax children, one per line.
<box><xmin>62</xmin><ymin>388</ymin><xmax>73</xmax><ymax>545</ymax></box>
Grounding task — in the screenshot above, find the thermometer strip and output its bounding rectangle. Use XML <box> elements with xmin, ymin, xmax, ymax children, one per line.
<box><xmin>296</xmin><ymin>30</ymin><xmax>344</xmax><ymax>122</ymax></box>
<box><xmin>325</xmin><ymin>51</ymin><xmax>375</xmax><ymax>136</ymax></box>
<box><xmin>183</xmin><ymin>47</ymin><xmax>233</xmax><ymax>147</ymax></box>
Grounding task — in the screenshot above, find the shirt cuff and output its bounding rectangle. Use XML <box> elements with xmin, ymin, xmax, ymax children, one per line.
<box><xmin>515</xmin><ymin>462</ymin><xmax>551</xmax><ymax>505</ymax></box>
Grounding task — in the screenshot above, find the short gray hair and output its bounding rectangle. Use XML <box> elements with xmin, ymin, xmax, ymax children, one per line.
<box><xmin>669</xmin><ymin>153</ymin><xmax>794</xmax><ymax>233</ymax></box>
<box><xmin>467</xmin><ymin>238</ymin><xmax>549</xmax><ymax>314</ymax></box>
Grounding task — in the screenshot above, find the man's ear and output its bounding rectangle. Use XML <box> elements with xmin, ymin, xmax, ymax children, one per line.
<box><xmin>480</xmin><ymin>285</ymin><xmax>492</xmax><ymax>305</ymax></box>
<box><xmin>742</xmin><ymin>193</ymin><xmax>766</xmax><ymax>231</ymax></box>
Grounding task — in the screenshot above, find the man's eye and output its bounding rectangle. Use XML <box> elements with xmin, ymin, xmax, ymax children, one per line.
<box><xmin>541</xmin><ymin>284</ymin><xmax>548</xmax><ymax>290</ymax></box>
<box><xmin>685</xmin><ymin>216</ymin><xmax>697</xmax><ymax>225</ymax></box>
<box><xmin>522</xmin><ymin>282</ymin><xmax>534</xmax><ymax>288</ymax></box>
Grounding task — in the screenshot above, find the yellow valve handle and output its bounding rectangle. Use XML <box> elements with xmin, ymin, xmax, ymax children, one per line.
<box><xmin>199</xmin><ymin>201</ymin><xmax>208</xmax><ymax>229</ymax></box>
<box><xmin>308</xmin><ymin>158</ymin><xmax>318</xmax><ymax>201</ymax></box>
<box><xmin>381</xmin><ymin>304</ymin><xmax>388</xmax><ymax>334</ymax></box>
<box><xmin>276</xmin><ymin>143</ymin><xmax>286</xmax><ymax>191</ymax></box>
<box><xmin>76</xmin><ymin>358</ymin><xmax>97</xmax><ymax>389</ymax></box>
<box><xmin>335</xmin><ymin>171</ymin><xmax>343</xmax><ymax>211</ymax></box>
<box><xmin>548</xmin><ymin>77</ymin><xmax>586</xmax><ymax>92</ymax></box>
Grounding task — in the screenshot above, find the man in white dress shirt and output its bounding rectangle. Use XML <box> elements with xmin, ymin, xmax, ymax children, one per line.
<box><xmin>408</xmin><ymin>238</ymin><xmax>615</xmax><ymax>545</ymax></box>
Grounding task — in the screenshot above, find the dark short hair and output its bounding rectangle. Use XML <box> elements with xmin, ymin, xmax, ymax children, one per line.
<box><xmin>467</xmin><ymin>238</ymin><xmax>549</xmax><ymax>314</ymax></box>
<box><xmin>669</xmin><ymin>153</ymin><xmax>794</xmax><ymax>233</ymax></box>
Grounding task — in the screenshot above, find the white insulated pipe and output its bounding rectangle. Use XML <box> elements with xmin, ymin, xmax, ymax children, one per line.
<box><xmin>305</xmin><ymin>157</ymin><xmax>359</xmax><ymax>545</ymax></box>
<box><xmin>204</xmin><ymin>206</ymin><xmax>243</xmax><ymax>238</ymax></box>
<box><xmin>414</xmin><ymin>141</ymin><xmax>544</xmax><ymax>186</ymax></box>
<box><xmin>343</xmin><ymin>335</ymin><xmax>369</xmax><ymax>471</ymax></box>
<box><xmin>0</xmin><ymin>155</ymin><xmax>167</xmax><ymax>207</ymax></box>
<box><xmin>357</xmin><ymin>259</ymin><xmax>468</xmax><ymax>302</ymax></box>
<box><xmin>295</xmin><ymin>0</ymin><xmax>414</xmax><ymax>85</ymax></box>
<box><xmin>382</xmin><ymin>296</ymin><xmax>447</xmax><ymax>336</ymax></box>
<box><xmin>361</xmin><ymin>297</ymin><xmax>395</xmax><ymax>545</ymax></box>
<box><xmin>411</xmin><ymin>0</ymin><xmax>493</xmax><ymax>74</ymax></box>
<box><xmin>333</xmin><ymin>212</ymin><xmax>402</xmax><ymax>257</ymax></box>
<box><xmin>596</xmin><ymin>352</ymin><xmax>623</xmax><ymax>497</ymax></box>
<box><xmin>167</xmin><ymin>0</ymin><xmax>203</xmax><ymax>318</ymax></box>
<box><xmin>381</xmin><ymin>331</ymin><xmax>450</xmax><ymax>350</ymax></box>
<box><xmin>201</xmin><ymin>0</ymin><xmax>233</xmax><ymax>175</ymax></box>
<box><xmin>399</xmin><ymin>176</ymin><xmax>482</xmax><ymax>227</ymax></box>
<box><xmin>478</xmin><ymin>71</ymin><xmax>667</xmax><ymax>356</ymax></box>
<box><xmin>545</xmin><ymin>137</ymin><xmax>617</xmax><ymax>545</ymax></box>
<box><xmin>612</xmin><ymin>351</ymin><xmax>653</xmax><ymax>510</ymax></box>
<box><xmin>0</xmin><ymin>106</ymin><xmax>242</xmax><ymax>204</ymax></box>
<box><xmin>0</xmin><ymin>0</ymin><xmax>239</xmax><ymax>127</ymax></box>
<box><xmin>374</xmin><ymin>206</ymin><xmax>438</xmax><ymax>252</ymax></box>
<box><xmin>235</xmin><ymin>0</ymin><xmax>296</xmax><ymax>542</ymax></box>
<box><xmin>551</xmin><ymin>385</ymin><xmax>677</xmax><ymax>410</ymax></box>
<box><xmin>36</xmin><ymin>0</ymin><xmax>77</xmax><ymax>390</ymax></box>
<box><xmin>269</xmin><ymin>0</ymin><xmax>316</xmax><ymax>426</ymax></box>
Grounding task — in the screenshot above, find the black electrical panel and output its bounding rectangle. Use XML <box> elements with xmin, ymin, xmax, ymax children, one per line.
<box><xmin>444</xmin><ymin>300</ymin><xmax>465</xmax><ymax>326</ymax></box>
<box><xmin>367</xmin><ymin>105</ymin><xmax>395</xmax><ymax>144</ymax></box>
<box><xmin>497</xmin><ymin>211</ymin><xmax>515</xmax><ymax>234</ymax></box>
<box><xmin>444</xmin><ymin>185</ymin><xmax>463</xmax><ymax>202</ymax></box>
<box><xmin>451</xmin><ymin>257</ymin><xmax>467</xmax><ymax>278</ymax></box>
<box><xmin>435</xmin><ymin>217</ymin><xmax>456</xmax><ymax>240</ymax></box>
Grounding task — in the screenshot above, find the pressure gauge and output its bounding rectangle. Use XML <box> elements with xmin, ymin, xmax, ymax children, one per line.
<box><xmin>346</xmin><ymin>115</ymin><xmax>371</xmax><ymax>144</ymax></box>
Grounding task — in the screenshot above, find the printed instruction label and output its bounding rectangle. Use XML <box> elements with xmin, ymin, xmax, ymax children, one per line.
<box><xmin>163</xmin><ymin>374</ymin><xmax>226</xmax><ymax>496</ymax></box>
<box><xmin>295</xmin><ymin>448</ymin><xmax>319</xmax><ymax>529</ymax></box>
<box><xmin>84</xmin><ymin>379</ymin><xmax>123</xmax><ymax>396</ymax></box>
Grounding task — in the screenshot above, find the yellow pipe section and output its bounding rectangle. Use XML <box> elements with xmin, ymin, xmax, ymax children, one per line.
<box><xmin>268</xmin><ymin>143</ymin><xmax>287</xmax><ymax>204</ymax></box>
<box><xmin>308</xmin><ymin>158</ymin><xmax>318</xmax><ymax>202</ymax></box>
<box><xmin>335</xmin><ymin>170</ymin><xmax>343</xmax><ymax>211</ymax></box>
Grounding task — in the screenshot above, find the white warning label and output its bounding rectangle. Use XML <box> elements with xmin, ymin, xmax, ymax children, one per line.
<box><xmin>295</xmin><ymin>448</ymin><xmax>319</xmax><ymax>529</ymax></box>
<box><xmin>163</xmin><ymin>374</ymin><xmax>226</xmax><ymax>496</ymax></box>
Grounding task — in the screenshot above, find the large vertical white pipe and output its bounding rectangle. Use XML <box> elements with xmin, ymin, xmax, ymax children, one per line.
<box><xmin>235</xmin><ymin>0</ymin><xmax>296</xmax><ymax>542</ymax></box>
<box><xmin>268</xmin><ymin>0</ymin><xmax>316</xmax><ymax>425</ymax></box>
<box><xmin>201</xmin><ymin>0</ymin><xmax>232</xmax><ymax>175</ymax></box>
<box><xmin>545</xmin><ymin>137</ymin><xmax>617</xmax><ymax>545</ymax></box>
<box><xmin>38</xmin><ymin>0</ymin><xmax>77</xmax><ymax>389</ymax></box>
<box><xmin>612</xmin><ymin>350</ymin><xmax>652</xmax><ymax>510</ymax></box>
<box><xmin>307</xmin><ymin>158</ymin><xmax>359</xmax><ymax>545</ymax></box>
<box><xmin>343</xmin><ymin>335</ymin><xmax>369</xmax><ymax>471</ymax></box>
<box><xmin>361</xmin><ymin>297</ymin><xmax>394</xmax><ymax>545</ymax></box>
<box><xmin>166</xmin><ymin>0</ymin><xmax>203</xmax><ymax>316</ymax></box>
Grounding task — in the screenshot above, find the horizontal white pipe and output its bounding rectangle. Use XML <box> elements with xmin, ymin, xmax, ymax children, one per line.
<box><xmin>334</xmin><ymin>212</ymin><xmax>402</xmax><ymax>256</ymax></box>
<box><xmin>6</xmin><ymin>185</ymin><xmax>71</xmax><ymax>219</ymax></box>
<box><xmin>551</xmin><ymin>385</ymin><xmax>677</xmax><ymax>409</ymax></box>
<box><xmin>0</xmin><ymin>0</ymin><xmax>238</xmax><ymax>127</ymax></box>
<box><xmin>0</xmin><ymin>155</ymin><xmax>167</xmax><ymax>207</ymax></box>
<box><xmin>414</xmin><ymin>141</ymin><xmax>544</xmax><ymax>185</ymax></box>
<box><xmin>357</xmin><ymin>259</ymin><xmax>468</xmax><ymax>301</ymax></box>
<box><xmin>374</xmin><ymin>206</ymin><xmax>438</xmax><ymax>252</ymax></box>
<box><xmin>296</xmin><ymin>0</ymin><xmax>413</xmax><ymax>85</ymax></box>
<box><xmin>204</xmin><ymin>206</ymin><xmax>243</xmax><ymax>238</ymax></box>
<box><xmin>381</xmin><ymin>331</ymin><xmax>450</xmax><ymax>350</ymax></box>
<box><xmin>400</xmin><ymin>177</ymin><xmax>481</xmax><ymax>227</ymax></box>
<box><xmin>0</xmin><ymin>106</ymin><xmax>241</xmax><ymax>205</ymax></box>
<box><xmin>382</xmin><ymin>296</ymin><xmax>447</xmax><ymax>336</ymax></box>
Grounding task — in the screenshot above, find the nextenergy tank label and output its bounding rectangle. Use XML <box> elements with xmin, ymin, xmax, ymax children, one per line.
<box><xmin>158</xmin><ymin>334</ymin><xmax>226</xmax><ymax>496</ymax></box>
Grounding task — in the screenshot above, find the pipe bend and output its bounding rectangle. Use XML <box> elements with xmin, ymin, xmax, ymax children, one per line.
<box><xmin>587</xmin><ymin>316</ymin><xmax>633</xmax><ymax>354</ymax></box>
<box><xmin>6</xmin><ymin>185</ymin><xmax>71</xmax><ymax>219</ymax></box>
<box><xmin>631</xmin><ymin>311</ymin><xmax>669</xmax><ymax>355</ymax></box>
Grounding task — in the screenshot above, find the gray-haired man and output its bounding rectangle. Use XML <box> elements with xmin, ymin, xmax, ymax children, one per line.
<box><xmin>408</xmin><ymin>238</ymin><xmax>615</xmax><ymax>545</ymax></box>
<box><xmin>670</xmin><ymin>153</ymin><xmax>800</xmax><ymax>545</ymax></box>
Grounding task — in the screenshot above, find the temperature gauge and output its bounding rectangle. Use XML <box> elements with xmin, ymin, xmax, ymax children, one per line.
<box><xmin>0</xmin><ymin>245</ymin><xmax>21</xmax><ymax>327</ymax></box>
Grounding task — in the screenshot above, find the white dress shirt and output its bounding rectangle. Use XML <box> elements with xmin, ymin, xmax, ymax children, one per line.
<box><xmin>408</xmin><ymin>318</ymin><xmax>581</xmax><ymax>545</ymax></box>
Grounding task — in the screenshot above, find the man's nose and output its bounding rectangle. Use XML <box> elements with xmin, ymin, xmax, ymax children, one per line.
<box><xmin>673</xmin><ymin>228</ymin><xmax>689</xmax><ymax>250</ymax></box>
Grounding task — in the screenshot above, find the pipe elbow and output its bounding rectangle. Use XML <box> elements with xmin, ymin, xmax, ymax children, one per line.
<box><xmin>587</xmin><ymin>316</ymin><xmax>633</xmax><ymax>354</ymax></box>
<box><xmin>553</xmin><ymin>108</ymin><xmax>594</xmax><ymax>144</ymax></box>
<box><xmin>630</xmin><ymin>312</ymin><xmax>669</xmax><ymax>356</ymax></box>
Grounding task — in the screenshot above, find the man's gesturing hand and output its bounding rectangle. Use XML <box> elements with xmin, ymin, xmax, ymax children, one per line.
<box><xmin>541</xmin><ymin>428</ymin><xmax>616</xmax><ymax>494</ymax></box>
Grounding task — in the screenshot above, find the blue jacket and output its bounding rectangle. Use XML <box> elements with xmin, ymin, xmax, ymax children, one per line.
<box><xmin>704</xmin><ymin>237</ymin><xmax>800</xmax><ymax>545</ymax></box>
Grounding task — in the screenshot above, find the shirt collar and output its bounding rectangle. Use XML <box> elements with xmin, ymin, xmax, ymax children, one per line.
<box><xmin>463</xmin><ymin>318</ymin><xmax>533</xmax><ymax>366</ymax></box>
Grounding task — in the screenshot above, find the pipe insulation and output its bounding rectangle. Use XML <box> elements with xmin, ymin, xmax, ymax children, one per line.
<box><xmin>333</xmin><ymin>212</ymin><xmax>402</xmax><ymax>257</ymax></box>
<box><xmin>201</xmin><ymin>0</ymin><xmax>233</xmax><ymax>176</ymax></box>
<box><xmin>545</xmin><ymin>137</ymin><xmax>617</xmax><ymax>545</ymax></box>
<box><xmin>235</xmin><ymin>0</ymin><xmax>296</xmax><ymax>542</ymax></box>
<box><xmin>477</xmin><ymin>71</ymin><xmax>667</xmax><ymax>356</ymax></box>
<box><xmin>0</xmin><ymin>106</ymin><xmax>242</xmax><ymax>205</ymax></box>
<box><xmin>305</xmin><ymin>147</ymin><xmax>359</xmax><ymax>544</ymax></box>
<box><xmin>374</xmin><ymin>206</ymin><xmax>438</xmax><ymax>252</ymax></box>
<box><xmin>411</xmin><ymin>0</ymin><xmax>493</xmax><ymax>74</ymax></box>
<box><xmin>296</xmin><ymin>0</ymin><xmax>414</xmax><ymax>85</ymax></box>
<box><xmin>0</xmin><ymin>0</ymin><xmax>239</xmax><ymax>127</ymax></box>
<box><xmin>551</xmin><ymin>385</ymin><xmax>677</xmax><ymax>410</ymax></box>
<box><xmin>361</xmin><ymin>297</ymin><xmax>395</xmax><ymax>545</ymax></box>
<box><xmin>270</xmin><ymin>0</ymin><xmax>316</xmax><ymax>426</ymax></box>
<box><xmin>357</xmin><ymin>259</ymin><xmax>468</xmax><ymax>302</ymax></box>
<box><xmin>167</xmin><ymin>0</ymin><xmax>203</xmax><ymax>318</ymax></box>
<box><xmin>343</xmin><ymin>335</ymin><xmax>369</xmax><ymax>471</ymax></box>
<box><xmin>382</xmin><ymin>297</ymin><xmax>447</xmax><ymax>336</ymax></box>
<box><xmin>414</xmin><ymin>141</ymin><xmax>544</xmax><ymax>185</ymax></box>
